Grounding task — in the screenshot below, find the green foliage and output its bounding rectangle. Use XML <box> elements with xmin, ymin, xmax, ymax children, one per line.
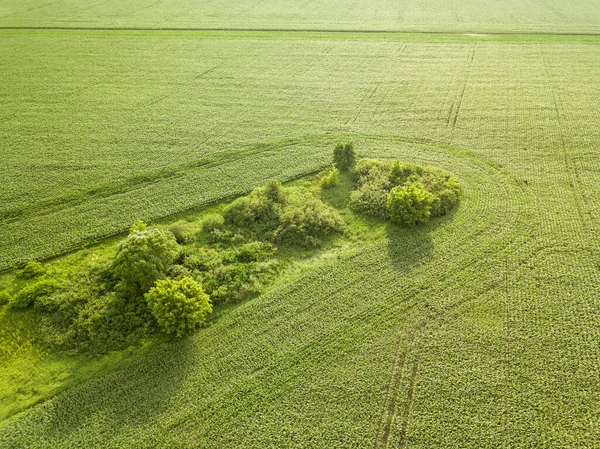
<box><xmin>235</xmin><ymin>241</ymin><xmax>275</xmax><ymax>263</ymax></box>
<box><xmin>223</xmin><ymin>180</ymin><xmax>286</xmax><ymax>229</ymax></box>
<box><xmin>39</xmin><ymin>258</ymin><xmax>153</xmax><ymax>353</ymax></box>
<box><xmin>0</xmin><ymin>291</ymin><xmax>11</xmax><ymax>306</ymax></box>
<box><xmin>318</xmin><ymin>166</ymin><xmax>340</xmax><ymax>189</ymax></box>
<box><xmin>112</xmin><ymin>228</ymin><xmax>179</xmax><ymax>297</ymax></box>
<box><xmin>145</xmin><ymin>277</ymin><xmax>212</xmax><ymax>336</ymax></box>
<box><xmin>349</xmin><ymin>181</ymin><xmax>390</xmax><ymax>218</ymax></box>
<box><xmin>333</xmin><ymin>142</ymin><xmax>356</xmax><ymax>171</ymax></box>
<box><xmin>168</xmin><ymin>222</ymin><xmax>195</xmax><ymax>245</ymax></box>
<box><xmin>11</xmin><ymin>280</ymin><xmax>58</xmax><ymax>310</ymax></box>
<box><xmin>201</xmin><ymin>213</ymin><xmax>225</xmax><ymax>233</ymax></box>
<box><xmin>349</xmin><ymin>158</ymin><xmax>461</xmax><ymax>223</ymax></box>
<box><xmin>419</xmin><ymin>169</ymin><xmax>463</xmax><ymax>217</ymax></box>
<box><xmin>387</xmin><ymin>183</ymin><xmax>435</xmax><ymax>226</ymax></box>
<box><xmin>275</xmin><ymin>195</ymin><xmax>345</xmax><ymax>247</ymax></box>
<box><xmin>15</xmin><ymin>261</ymin><xmax>45</xmax><ymax>280</ymax></box>
<box><xmin>129</xmin><ymin>219</ymin><xmax>147</xmax><ymax>232</ymax></box>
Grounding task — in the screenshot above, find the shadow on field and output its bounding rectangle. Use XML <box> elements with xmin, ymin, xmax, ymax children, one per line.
<box><xmin>385</xmin><ymin>224</ymin><xmax>434</xmax><ymax>272</ymax></box>
<box><xmin>25</xmin><ymin>338</ymin><xmax>196</xmax><ymax>445</ymax></box>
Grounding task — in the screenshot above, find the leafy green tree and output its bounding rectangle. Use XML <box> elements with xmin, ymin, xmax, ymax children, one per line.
<box><xmin>386</xmin><ymin>183</ymin><xmax>434</xmax><ymax>226</ymax></box>
<box><xmin>333</xmin><ymin>142</ymin><xmax>356</xmax><ymax>171</ymax></box>
<box><xmin>145</xmin><ymin>277</ymin><xmax>212</xmax><ymax>336</ymax></box>
<box><xmin>113</xmin><ymin>228</ymin><xmax>179</xmax><ymax>297</ymax></box>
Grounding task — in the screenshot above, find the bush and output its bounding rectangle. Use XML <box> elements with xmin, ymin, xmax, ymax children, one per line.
<box><xmin>418</xmin><ymin>169</ymin><xmax>462</xmax><ymax>217</ymax></box>
<box><xmin>112</xmin><ymin>228</ymin><xmax>179</xmax><ymax>297</ymax></box>
<box><xmin>333</xmin><ymin>142</ymin><xmax>356</xmax><ymax>171</ymax></box>
<box><xmin>200</xmin><ymin>213</ymin><xmax>225</xmax><ymax>233</ymax></box>
<box><xmin>0</xmin><ymin>291</ymin><xmax>11</xmax><ymax>306</ymax></box>
<box><xmin>349</xmin><ymin>182</ymin><xmax>390</xmax><ymax>218</ymax></box>
<box><xmin>145</xmin><ymin>277</ymin><xmax>212</xmax><ymax>336</ymax></box>
<box><xmin>11</xmin><ymin>279</ymin><xmax>58</xmax><ymax>310</ymax></box>
<box><xmin>275</xmin><ymin>196</ymin><xmax>345</xmax><ymax>247</ymax></box>
<box><xmin>168</xmin><ymin>222</ymin><xmax>194</xmax><ymax>245</ymax></box>
<box><xmin>387</xmin><ymin>183</ymin><xmax>434</xmax><ymax>226</ymax></box>
<box><xmin>319</xmin><ymin>166</ymin><xmax>339</xmax><ymax>189</ymax></box>
<box><xmin>352</xmin><ymin>158</ymin><xmax>391</xmax><ymax>188</ymax></box>
<box><xmin>223</xmin><ymin>181</ymin><xmax>286</xmax><ymax>230</ymax></box>
<box><xmin>16</xmin><ymin>261</ymin><xmax>45</xmax><ymax>280</ymax></box>
<box><xmin>235</xmin><ymin>241</ymin><xmax>274</xmax><ymax>263</ymax></box>
<box><xmin>389</xmin><ymin>161</ymin><xmax>421</xmax><ymax>187</ymax></box>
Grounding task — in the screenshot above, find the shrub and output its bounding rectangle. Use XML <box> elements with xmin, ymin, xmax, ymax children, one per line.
<box><xmin>389</xmin><ymin>161</ymin><xmax>421</xmax><ymax>187</ymax></box>
<box><xmin>352</xmin><ymin>158</ymin><xmax>391</xmax><ymax>187</ymax></box>
<box><xmin>183</xmin><ymin>248</ymin><xmax>222</xmax><ymax>272</ymax></box>
<box><xmin>319</xmin><ymin>166</ymin><xmax>339</xmax><ymax>189</ymax></box>
<box><xmin>145</xmin><ymin>277</ymin><xmax>212</xmax><ymax>336</ymax></box>
<box><xmin>333</xmin><ymin>142</ymin><xmax>356</xmax><ymax>171</ymax></box>
<box><xmin>275</xmin><ymin>197</ymin><xmax>345</xmax><ymax>247</ymax></box>
<box><xmin>0</xmin><ymin>291</ymin><xmax>11</xmax><ymax>306</ymax></box>
<box><xmin>129</xmin><ymin>219</ymin><xmax>147</xmax><ymax>232</ymax></box>
<box><xmin>387</xmin><ymin>183</ymin><xmax>435</xmax><ymax>226</ymax></box>
<box><xmin>418</xmin><ymin>169</ymin><xmax>462</xmax><ymax>217</ymax></box>
<box><xmin>112</xmin><ymin>228</ymin><xmax>179</xmax><ymax>297</ymax></box>
<box><xmin>223</xmin><ymin>181</ymin><xmax>286</xmax><ymax>230</ymax></box>
<box><xmin>200</xmin><ymin>213</ymin><xmax>225</xmax><ymax>233</ymax></box>
<box><xmin>16</xmin><ymin>261</ymin><xmax>45</xmax><ymax>280</ymax></box>
<box><xmin>349</xmin><ymin>182</ymin><xmax>390</xmax><ymax>218</ymax></box>
<box><xmin>11</xmin><ymin>279</ymin><xmax>58</xmax><ymax>310</ymax></box>
<box><xmin>235</xmin><ymin>241</ymin><xmax>274</xmax><ymax>263</ymax></box>
<box><xmin>168</xmin><ymin>222</ymin><xmax>194</xmax><ymax>245</ymax></box>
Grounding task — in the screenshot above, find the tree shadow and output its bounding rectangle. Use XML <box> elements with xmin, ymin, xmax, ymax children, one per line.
<box><xmin>6</xmin><ymin>337</ymin><xmax>196</xmax><ymax>446</ymax></box>
<box><xmin>384</xmin><ymin>210</ymin><xmax>455</xmax><ymax>272</ymax></box>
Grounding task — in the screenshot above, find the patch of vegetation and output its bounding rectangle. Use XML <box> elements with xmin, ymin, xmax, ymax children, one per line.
<box><xmin>145</xmin><ymin>277</ymin><xmax>212</xmax><ymax>336</ymax></box>
<box><xmin>349</xmin><ymin>159</ymin><xmax>461</xmax><ymax>225</ymax></box>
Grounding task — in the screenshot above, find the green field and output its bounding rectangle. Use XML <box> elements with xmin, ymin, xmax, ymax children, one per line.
<box><xmin>2</xmin><ymin>1</ymin><xmax>600</xmax><ymax>448</ymax></box>
<box><xmin>1</xmin><ymin>0</ymin><xmax>600</xmax><ymax>33</ymax></box>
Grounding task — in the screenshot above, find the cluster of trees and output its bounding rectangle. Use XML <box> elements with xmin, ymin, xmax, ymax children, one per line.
<box><xmin>0</xmin><ymin>142</ymin><xmax>461</xmax><ymax>353</ymax></box>
<box><xmin>1</xmin><ymin>178</ymin><xmax>346</xmax><ymax>353</ymax></box>
<box><xmin>347</xmin><ymin>155</ymin><xmax>461</xmax><ymax>226</ymax></box>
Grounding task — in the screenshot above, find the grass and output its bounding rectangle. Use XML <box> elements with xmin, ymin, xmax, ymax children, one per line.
<box><xmin>1</xmin><ymin>3</ymin><xmax>600</xmax><ymax>448</ymax></box>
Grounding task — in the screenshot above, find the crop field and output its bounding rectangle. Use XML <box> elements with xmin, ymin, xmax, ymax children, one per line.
<box><xmin>2</xmin><ymin>1</ymin><xmax>600</xmax><ymax>448</ymax></box>
<box><xmin>1</xmin><ymin>0</ymin><xmax>600</xmax><ymax>33</ymax></box>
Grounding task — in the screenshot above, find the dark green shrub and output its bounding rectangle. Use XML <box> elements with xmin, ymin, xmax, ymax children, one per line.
<box><xmin>389</xmin><ymin>161</ymin><xmax>421</xmax><ymax>187</ymax></box>
<box><xmin>200</xmin><ymin>213</ymin><xmax>225</xmax><ymax>233</ymax></box>
<box><xmin>0</xmin><ymin>291</ymin><xmax>11</xmax><ymax>306</ymax></box>
<box><xmin>183</xmin><ymin>248</ymin><xmax>222</xmax><ymax>272</ymax></box>
<box><xmin>236</xmin><ymin>241</ymin><xmax>274</xmax><ymax>263</ymax></box>
<box><xmin>333</xmin><ymin>142</ymin><xmax>356</xmax><ymax>171</ymax></box>
<box><xmin>112</xmin><ymin>228</ymin><xmax>179</xmax><ymax>297</ymax></box>
<box><xmin>11</xmin><ymin>279</ymin><xmax>58</xmax><ymax>310</ymax></box>
<box><xmin>352</xmin><ymin>159</ymin><xmax>390</xmax><ymax>187</ymax></box>
<box><xmin>223</xmin><ymin>181</ymin><xmax>286</xmax><ymax>230</ymax></box>
<box><xmin>387</xmin><ymin>183</ymin><xmax>434</xmax><ymax>226</ymax></box>
<box><xmin>168</xmin><ymin>222</ymin><xmax>194</xmax><ymax>245</ymax></box>
<box><xmin>418</xmin><ymin>169</ymin><xmax>462</xmax><ymax>217</ymax></box>
<box><xmin>349</xmin><ymin>182</ymin><xmax>390</xmax><ymax>218</ymax></box>
<box><xmin>275</xmin><ymin>197</ymin><xmax>345</xmax><ymax>247</ymax></box>
<box><xmin>145</xmin><ymin>277</ymin><xmax>212</xmax><ymax>336</ymax></box>
<box><xmin>16</xmin><ymin>261</ymin><xmax>45</xmax><ymax>280</ymax></box>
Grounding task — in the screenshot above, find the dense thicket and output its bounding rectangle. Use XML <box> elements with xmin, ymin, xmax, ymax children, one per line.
<box><xmin>349</xmin><ymin>158</ymin><xmax>461</xmax><ymax>225</ymax></box>
<box><xmin>0</xmin><ymin>178</ymin><xmax>346</xmax><ymax>354</ymax></box>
